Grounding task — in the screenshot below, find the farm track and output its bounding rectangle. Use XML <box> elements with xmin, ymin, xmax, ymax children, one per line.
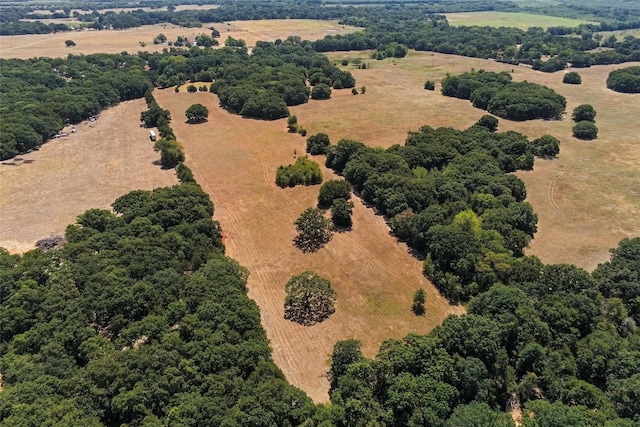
<box><xmin>546</xmin><ymin>154</ymin><xmax>578</xmax><ymax>231</ymax></box>
<box><xmin>154</xmin><ymin>89</ymin><xmax>463</xmax><ymax>402</ymax></box>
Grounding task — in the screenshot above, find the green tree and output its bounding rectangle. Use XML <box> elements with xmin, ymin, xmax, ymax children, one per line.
<box><xmin>185</xmin><ymin>103</ymin><xmax>209</xmax><ymax>124</ymax></box>
<box><xmin>572</xmin><ymin>104</ymin><xmax>596</xmax><ymax>122</ymax></box>
<box><xmin>65</xmin><ymin>40</ymin><xmax>76</xmax><ymax>47</ymax></box>
<box><xmin>607</xmin><ymin>66</ymin><xmax>640</xmax><ymax>93</ymax></box>
<box><xmin>331</xmin><ymin>198</ymin><xmax>354</xmax><ymax>228</ymax></box>
<box><xmin>187</xmin><ymin>84</ymin><xmax>197</xmax><ymax>93</ymax></box>
<box><xmin>318</xmin><ymin>179</ymin><xmax>351</xmax><ymax>208</ymax></box>
<box><xmin>424</xmin><ymin>80</ymin><xmax>435</xmax><ymax>90</ymax></box>
<box><xmin>445</xmin><ymin>403</ymin><xmax>515</xmax><ymax>427</ymax></box>
<box><xmin>153</xmin><ymin>33</ymin><xmax>167</xmax><ymax>44</ymax></box>
<box><xmin>154</xmin><ymin>138</ymin><xmax>185</xmax><ymax>169</ymax></box>
<box><xmin>563</xmin><ymin>72</ymin><xmax>582</xmax><ymax>84</ymax></box>
<box><xmin>474</xmin><ymin>115</ymin><xmax>499</xmax><ymax>132</ymax></box>
<box><xmin>532</xmin><ymin>135</ymin><xmax>560</xmax><ymax>158</ymax></box>
<box><xmin>284</xmin><ymin>271</ymin><xmax>336</xmax><ymax>326</ymax></box>
<box><xmin>287</xmin><ymin>115</ymin><xmax>298</xmax><ymax>133</ymax></box>
<box><xmin>412</xmin><ymin>288</ymin><xmax>426</xmax><ymax>315</ymax></box>
<box><xmin>306</xmin><ymin>133</ymin><xmax>330</xmax><ymax>155</ymax></box>
<box><xmin>311</xmin><ymin>83</ymin><xmax>332</xmax><ymax>100</ymax></box>
<box><xmin>573</xmin><ymin>121</ymin><xmax>598</xmax><ymax>140</ymax></box>
<box><xmin>294</xmin><ymin>208</ymin><xmax>332</xmax><ymax>253</ymax></box>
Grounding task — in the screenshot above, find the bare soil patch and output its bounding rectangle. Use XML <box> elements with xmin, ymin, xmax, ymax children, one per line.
<box><xmin>154</xmin><ymin>89</ymin><xmax>464</xmax><ymax>403</ymax></box>
<box><xmin>0</xmin><ymin>99</ymin><xmax>178</xmax><ymax>253</ymax></box>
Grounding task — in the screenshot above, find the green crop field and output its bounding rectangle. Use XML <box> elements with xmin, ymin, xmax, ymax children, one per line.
<box><xmin>445</xmin><ymin>11</ymin><xmax>597</xmax><ymax>29</ymax></box>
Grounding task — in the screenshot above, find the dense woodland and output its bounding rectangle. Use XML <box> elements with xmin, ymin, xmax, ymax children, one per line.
<box><xmin>1</xmin><ymin>1</ymin><xmax>639</xmax><ymax>425</ymax></box>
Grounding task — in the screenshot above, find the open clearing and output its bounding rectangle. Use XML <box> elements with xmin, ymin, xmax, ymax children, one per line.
<box><xmin>154</xmin><ymin>89</ymin><xmax>464</xmax><ymax>402</ymax></box>
<box><xmin>444</xmin><ymin>11</ymin><xmax>597</xmax><ymax>29</ymax></box>
<box><xmin>0</xmin><ymin>20</ymin><xmax>359</xmax><ymax>59</ymax></box>
<box><xmin>0</xmin><ymin>99</ymin><xmax>178</xmax><ymax>253</ymax></box>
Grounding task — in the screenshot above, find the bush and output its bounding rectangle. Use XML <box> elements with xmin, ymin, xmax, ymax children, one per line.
<box><xmin>474</xmin><ymin>115</ymin><xmax>499</xmax><ymax>132</ymax></box>
<box><xmin>573</xmin><ymin>121</ymin><xmax>598</xmax><ymax>140</ymax></box>
<box><xmin>572</xmin><ymin>104</ymin><xmax>596</xmax><ymax>122</ymax></box>
<box><xmin>275</xmin><ymin>156</ymin><xmax>323</xmax><ymax>188</ymax></box>
<box><xmin>318</xmin><ymin>180</ymin><xmax>351</xmax><ymax>208</ymax></box>
<box><xmin>306</xmin><ymin>133</ymin><xmax>331</xmax><ymax>155</ymax></box>
<box><xmin>424</xmin><ymin>80</ymin><xmax>435</xmax><ymax>90</ymax></box>
<box><xmin>563</xmin><ymin>72</ymin><xmax>582</xmax><ymax>85</ymax></box>
<box><xmin>186</xmin><ymin>84</ymin><xmax>197</xmax><ymax>93</ymax></box>
<box><xmin>606</xmin><ymin>66</ymin><xmax>640</xmax><ymax>93</ymax></box>
<box><xmin>311</xmin><ymin>84</ymin><xmax>332</xmax><ymax>100</ymax></box>
<box><xmin>532</xmin><ymin>135</ymin><xmax>560</xmax><ymax>158</ymax></box>
<box><xmin>331</xmin><ymin>198</ymin><xmax>354</xmax><ymax>228</ymax></box>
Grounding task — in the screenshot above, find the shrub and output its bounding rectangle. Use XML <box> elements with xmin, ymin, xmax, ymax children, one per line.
<box><xmin>532</xmin><ymin>135</ymin><xmax>560</xmax><ymax>158</ymax></box>
<box><xmin>573</xmin><ymin>121</ymin><xmax>598</xmax><ymax>140</ymax></box>
<box><xmin>275</xmin><ymin>156</ymin><xmax>323</xmax><ymax>188</ymax></box>
<box><xmin>306</xmin><ymin>133</ymin><xmax>331</xmax><ymax>155</ymax></box>
<box><xmin>186</xmin><ymin>84</ymin><xmax>197</xmax><ymax>93</ymax></box>
<box><xmin>563</xmin><ymin>72</ymin><xmax>582</xmax><ymax>85</ymax></box>
<box><xmin>424</xmin><ymin>80</ymin><xmax>435</xmax><ymax>90</ymax></box>
<box><xmin>318</xmin><ymin>180</ymin><xmax>351</xmax><ymax>208</ymax></box>
<box><xmin>572</xmin><ymin>104</ymin><xmax>596</xmax><ymax>122</ymax></box>
<box><xmin>331</xmin><ymin>198</ymin><xmax>354</xmax><ymax>228</ymax></box>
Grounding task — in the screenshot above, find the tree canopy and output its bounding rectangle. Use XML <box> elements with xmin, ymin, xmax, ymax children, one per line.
<box><xmin>185</xmin><ymin>103</ymin><xmax>209</xmax><ymax>123</ymax></box>
<box><xmin>284</xmin><ymin>271</ymin><xmax>337</xmax><ymax>326</ymax></box>
<box><xmin>293</xmin><ymin>208</ymin><xmax>332</xmax><ymax>253</ymax></box>
<box><xmin>607</xmin><ymin>66</ymin><xmax>640</xmax><ymax>93</ymax></box>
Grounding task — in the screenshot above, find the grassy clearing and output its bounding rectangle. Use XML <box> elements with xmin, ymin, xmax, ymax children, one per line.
<box><xmin>444</xmin><ymin>11</ymin><xmax>597</xmax><ymax>29</ymax></box>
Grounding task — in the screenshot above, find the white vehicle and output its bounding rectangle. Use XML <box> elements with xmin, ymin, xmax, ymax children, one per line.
<box><xmin>149</xmin><ymin>130</ymin><xmax>157</xmax><ymax>141</ymax></box>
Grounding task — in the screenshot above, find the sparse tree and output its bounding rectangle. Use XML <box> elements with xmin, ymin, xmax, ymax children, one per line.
<box><xmin>153</xmin><ymin>33</ymin><xmax>167</xmax><ymax>44</ymax></box>
<box><xmin>351</xmin><ymin>88</ymin><xmax>358</xmax><ymax>95</ymax></box>
<box><xmin>412</xmin><ymin>288</ymin><xmax>426</xmax><ymax>315</ymax></box>
<box><xmin>65</xmin><ymin>40</ymin><xmax>76</xmax><ymax>47</ymax></box>
<box><xmin>424</xmin><ymin>80</ymin><xmax>435</xmax><ymax>90</ymax></box>
<box><xmin>294</xmin><ymin>208</ymin><xmax>332</xmax><ymax>253</ymax></box>
<box><xmin>360</xmin><ymin>86</ymin><xmax>367</xmax><ymax>94</ymax></box>
<box><xmin>284</xmin><ymin>271</ymin><xmax>337</xmax><ymax>326</ymax></box>
<box><xmin>287</xmin><ymin>115</ymin><xmax>299</xmax><ymax>133</ymax></box>
<box><xmin>185</xmin><ymin>103</ymin><xmax>209</xmax><ymax>124</ymax></box>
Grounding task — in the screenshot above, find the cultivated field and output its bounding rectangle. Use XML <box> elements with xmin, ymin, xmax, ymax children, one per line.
<box><xmin>154</xmin><ymin>89</ymin><xmax>464</xmax><ymax>402</ymax></box>
<box><xmin>0</xmin><ymin>20</ymin><xmax>360</xmax><ymax>59</ymax></box>
<box><xmin>0</xmin><ymin>99</ymin><xmax>178</xmax><ymax>253</ymax></box>
<box><xmin>444</xmin><ymin>11</ymin><xmax>597</xmax><ymax>29</ymax></box>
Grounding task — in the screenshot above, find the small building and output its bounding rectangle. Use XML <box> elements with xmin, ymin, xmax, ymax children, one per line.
<box><xmin>149</xmin><ymin>130</ymin><xmax>156</xmax><ymax>141</ymax></box>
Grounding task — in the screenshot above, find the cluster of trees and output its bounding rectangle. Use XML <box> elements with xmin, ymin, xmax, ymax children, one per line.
<box><xmin>0</xmin><ymin>53</ymin><xmax>152</xmax><ymax>160</ymax></box>
<box><xmin>326</xmin><ymin>237</ymin><xmax>640</xmax><ymax>425</ymax></box>
<box><xmin>151</xmin><ymin>40</ymin><xmax>354</xmax><ymax>120</ymax></box>
<box><xmin>140</xmin><ymin>92</ymin><xmax>184</xmax><ymax>169</ymax></box>
<box><xmin>275</xmin><ymin>156</ymin><xmax>323</xmax><ymax>188</ymax></box>
<box><xmin>0</xmin><ymin>183</ymin><xmax>324</xmax><ymax>426</ymax></box>
<box><xmin>572</xmin><ymin>104</ymin><xmax>599</xmax><ymax>140</ymax></box>
<box><xmin>607</xmin><ymin>66</ymin><xmax>640</xmax><ymax>93</ymax></box>
<box><xmin>323</xmin><ymin>124</ymin><xmax>542</xmax><ymax>302</ymax></box>
<box><xmin>441</xmin><ymin>70</ymin><xmax>566</xmax><ymax>121</ymax></box>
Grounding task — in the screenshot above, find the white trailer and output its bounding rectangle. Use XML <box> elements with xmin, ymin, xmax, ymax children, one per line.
<box><xmin>149</xmin><ymin>130</ymin><xmax>157</xmax><ymax>141</ymax></box>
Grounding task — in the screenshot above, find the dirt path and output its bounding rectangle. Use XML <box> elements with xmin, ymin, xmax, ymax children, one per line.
<box><xmin>0</xmin><ymin>99</ymin><xmax>178</xmax><ymax>252</ymax></box>
<box><xmin>155</xmin><ymin>89</ymin><xmax>464</xmax><ymax>402</ymax></box>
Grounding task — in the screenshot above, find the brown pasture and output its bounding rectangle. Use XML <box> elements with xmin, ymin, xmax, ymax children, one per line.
<box><xmin>0</xmin><ymin>99</ymin><xmax>178</xmax><ymax>253</ymax></box>
<box><xmin>0</xmin><ymin>20</ymin><xmax>359</xmax><ymax>59</ymax></box>
<box><xmin>154</xmin><ymin>89</ymin><xmax>464</xmax><ymax>402</ymax></box>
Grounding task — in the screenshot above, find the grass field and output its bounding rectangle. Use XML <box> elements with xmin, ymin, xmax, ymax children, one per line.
<box><xmin>444</xmin><ymin>11</ymin><xmax>597</xmax><ymax>29</ymax></box>
<box><xmin>0</xmin><ymin>99</ymin><xmax>178</xmax><ymax>253</ymax></box>
<box><xmin>0</xmin><ymin>20</ymin><xmax>360</xmax><ymax>59</ymax></box>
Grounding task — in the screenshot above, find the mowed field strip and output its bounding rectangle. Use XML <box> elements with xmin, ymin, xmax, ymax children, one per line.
<box><xmin>444</xmin><ymin>11</ymin><xmax>597</xmax><ymax>29</ymax></box>
<box><xmin>154</xmin><ymin>89</ymin><xmax>464</xmax><ymax>402</ymax></box>
<box><xmin>0</xmin><ymin>99</ymin><xmax>178</xmax><ymax>253</ymax></box>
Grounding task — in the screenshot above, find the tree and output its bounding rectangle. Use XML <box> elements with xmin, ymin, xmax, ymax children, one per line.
<box><xmin>185</xmin><ymin>104</ymin><xmax>209</xmax><ymax>124</ymax></box>
<box><xmin>474</xmin><ymin>115</ymin><xmax>499</xmax><ymax>132</ymax></box>
<box><xmin>318</xmin><ymin>179</ymin><xmax>351</xmax><ymax>208</ymax></box>
<box><xmin>284</xmin><ymin>271</ymin><xmax>336</xmax><ymax>326</ymax></box>
<box><xmin>412</xmin><ymin>288</ymin><xmax>426</xmax><ymax>315</ymax></box>
<box><xmin>154</xmin><ymin>138</ymin><xmax>185</xmax><ymax>169</ymax></box>
<box><xmin>607</xmin><ymin>66</ymin><xmax>640</xmax><ymax>93</ymax></box>
<box><xmin>311</xmin><ymin>83</ymin><xmax>332</xmax><ymax>100</ymax></box>
<box><xmin>294</xmin><ymin>208</ymin><xmax>332</xmax><ymax>253</ymax></box>
<box><xmin>573</xmin><ymin>121</ymin><xmax>598</xmax><ymax>140</ymax></box>
<box><xmin>572</xmin><ymin>104</ymin><xmax>596</xmax><ymax>122</ymax></box>
<box><xmin>532</xmin><ymin>135</ymin><xmax>560</xmax><ymax>158</ymax></box>
<box><xmin>186</xmin><ymin>84</ymin><xmax>197</xmax><ymax>93</ymax></box>
<box><xmin>65</xmin><ymin>40</ymin><xmax>76</xmax><ymax>47</ymax></box>
<box><xmin>287</xmin><ymin>115</ymin><xmax>299</xmax><ymax>133</ymax></box>
<box><xmin>563</xmin><ymin>72</ymin><xmax>582</xmax><ymax>84</ymax></box>
<box><xmin>306</xmin><ymin>133</ymin><xmax>331</xmax><ymax>155</ymax></box>
<box><xmin>153</xmin><ymin>33</ymin><xmax>167</xmax><ymax>44</ymax></box>
<box><xmin>424</xmin><ymin>80</ymin><xmax>435</xmax><ymax>90</ymax></box>
<box><xmin>331</xmin><ymin>198</ymin><xmax>354</xmax><ymax>228</ymax></box>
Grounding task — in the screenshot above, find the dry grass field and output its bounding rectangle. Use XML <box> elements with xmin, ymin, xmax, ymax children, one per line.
<box><xmin>154</xmin><ymin>89</ymin><xmax>464</xmax><ymax>402</ymax></box>
<box><xmin>0</xmin><ymin>20</ymin><xmax>359</xmax><ymax>59</ymax></box>
<box><xmin>0</xmin><ymin>99</ymin><xmax>178</xmax><ymax>253</ymax></box>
